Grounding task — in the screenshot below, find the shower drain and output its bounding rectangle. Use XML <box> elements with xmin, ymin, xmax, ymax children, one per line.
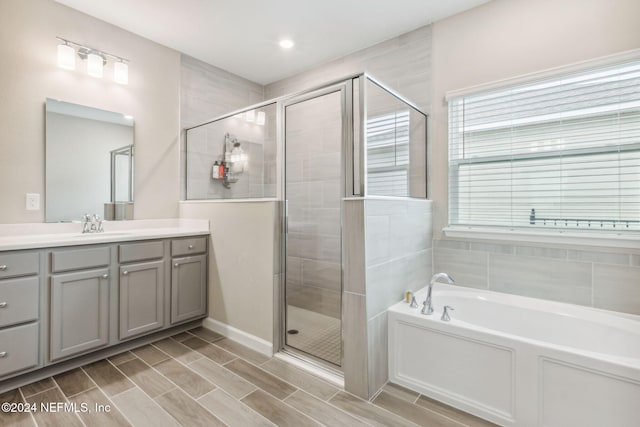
<box><xmin>287</xmin><ymin>329</ymin><xmax>299</xmax><ymax>334</ymax></box>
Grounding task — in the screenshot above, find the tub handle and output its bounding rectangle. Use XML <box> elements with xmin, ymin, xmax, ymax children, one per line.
<box><xmin>441</xmin><ymin>305</ymin><xmax>454</xmax><ymax>321</ymax></box>
<box><xmin>409</xmin><ymin>295</ymin><xmax>418</xmax><ymax>308</ymax></box>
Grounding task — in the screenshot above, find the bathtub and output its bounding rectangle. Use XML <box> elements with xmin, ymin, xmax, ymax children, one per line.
<box><xmin>388</xmin><ymin>284</ymin><xmax>640</xmax><ymax>427</ymax></box>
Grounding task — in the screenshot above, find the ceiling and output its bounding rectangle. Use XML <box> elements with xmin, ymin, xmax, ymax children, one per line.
<box><xmin>54</xmin><ymin>0</ymin><xmax>490</xmax><ymax>85</ymax></box>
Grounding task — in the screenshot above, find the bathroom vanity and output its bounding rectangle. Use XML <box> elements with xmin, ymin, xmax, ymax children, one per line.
<box><xmin>0</xmin><ymin>219</ymin><xmax>209</xmax><ymax>389</ymax></box>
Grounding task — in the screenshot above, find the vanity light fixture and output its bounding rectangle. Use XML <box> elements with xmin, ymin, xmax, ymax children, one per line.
<box><xmin>86</xmin><ymin>52</ymin><xmax>104</xmax><ymax>78</ymax></box>
<box><xmin>56</xmin><ymin>37</ymin><xmax>129</xmax><ymax>85</ymax></box>
<box><xmin>114</xmin><ymin>60</ymin><xmax>128</xmax><ymax>85</ymax></box>
<box><xmin>57</xmin><ymin>41</ymin><xmax>75</xmax><ymax>70</ymax></box>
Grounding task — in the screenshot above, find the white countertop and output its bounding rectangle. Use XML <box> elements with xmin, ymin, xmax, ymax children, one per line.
<box><xmin>0</xmin><ymin>219</ymin><xmax>210</xmax><ymax>251</ymax></box>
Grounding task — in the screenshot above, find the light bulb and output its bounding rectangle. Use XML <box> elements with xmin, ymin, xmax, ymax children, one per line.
<box><xmin>57</xmin><ymin>43</ymin><xmax>75</xmax><ymax>70</ymax></box>
<box><xmin>256</xmin><ymin>111</ymin><xmax>266</xmax><ymax>126</ymax></box>
<box><xmin>279</xmin><ymin>39</ymin><xmax>294</xmax><ymax>49</ymax></box>
<box><xmin>87</xmin><ymin>53</ymin><xmax>103</xmax><ymax>78</ymax></box>
<box><xmin>114</xmin><ymin>61</ymin><xmax>128</xmax><ymax>85</ymax></box>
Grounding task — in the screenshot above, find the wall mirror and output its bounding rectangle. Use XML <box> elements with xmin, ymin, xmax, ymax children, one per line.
<box><xmin>45</xmin><ymin>98</ymin><xmax>134</xmax><ymax>222</ymax></box>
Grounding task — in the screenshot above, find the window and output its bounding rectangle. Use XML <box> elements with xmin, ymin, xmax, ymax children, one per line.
<box><xmin>366</xmin><ymin>110</ymin><xmax>410</xmax><ymax>196</ymax></box>
<box><xmin>448</xmin><ymin>58</ymin><xmax>640</xmax><ymax>231</ymax></box>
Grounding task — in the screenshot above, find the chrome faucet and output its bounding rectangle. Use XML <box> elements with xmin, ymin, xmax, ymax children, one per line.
<box><xmin>421</xmin><ymin>272</ymin><xmax>455</xmax><ymax>315</ymax></box>
<box><xmin>82</xmin><ymin>213</ymin><xmax>104</xmax><ymax>234</ymax></box>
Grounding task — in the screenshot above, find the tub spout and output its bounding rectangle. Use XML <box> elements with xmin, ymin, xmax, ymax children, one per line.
<box><xmin>422</xmin><ymin>272</ymin><xmax>455</xmax><ymax>315</ymax></box>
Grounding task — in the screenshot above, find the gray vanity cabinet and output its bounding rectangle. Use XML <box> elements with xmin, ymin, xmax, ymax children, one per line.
<box><xmin>0</xmin><ymin>251</ymin><xmax>41</xmax><ymax>379</ymax></box>
<box><xmin>49</xmin><ymin>246</ymin><xmax>111</xmax><ymax>362</ymax></box>
<box><xmin>118</xmin><ymin>241</ymin><xmax>166</xmax><ymax>340</ymax></box>
<box><xmin>49</xmin><ymin>268</ymin><xmax>110</xmax><ymax>361</ymax></box>
<box><xmin>171</xmin><ymin>237</ymin><xmax>207</xmax><ymax>324</ymax></box>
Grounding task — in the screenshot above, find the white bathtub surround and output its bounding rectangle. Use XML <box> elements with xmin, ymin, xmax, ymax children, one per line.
<box><xmin>389</xmin><ymin>284</ymin><xmax>640</xmax><ymax>426</ymax></box>
<box><xmin>0</xmin><ymin>219</ymin><xmax>209</xmax><ymax>250</ymax></box>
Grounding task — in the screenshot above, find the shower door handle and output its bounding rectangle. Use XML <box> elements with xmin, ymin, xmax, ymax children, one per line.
<box><xmin>284</xmin><ymin>199</ymin><xmax>289</xmax><ymax>234</ymax></box>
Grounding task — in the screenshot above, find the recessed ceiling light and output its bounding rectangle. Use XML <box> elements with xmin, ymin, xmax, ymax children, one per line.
<box><xmin>279</xmin><ymin>39</ymin><xmax>294</xmax><ymax>49</ymax></box>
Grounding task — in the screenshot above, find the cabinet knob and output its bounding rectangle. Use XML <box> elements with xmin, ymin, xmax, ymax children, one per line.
<box><xmin>174</xmin><ymin>263</ymin><xmax>179</xmax><ymax>267</ymax></box>
<box><xmin>0</xmin><ymin>302</ymin><xmax>7</xmax><ymax>308</ymax></box>
<box><xmin>0</xmin><ymin>352</ymin><xmax>7</xmax><ymax>358</ymax></box>
<box><xmin>102</xmin><ymin>274</ymin><xmax>109</xmax><ymax>279</ymax></box>
<box><xmin>188</xmin><ymin>245</ymin><xmax>194</xmax><ymax>249</ymax></box>
<box><xmin>122</xmin><ymin>271</ymin><xmax>128</xmax><ymax>276</ymax></box>
<box><xmin>0</xmin><ymin>265</ymin><xmax>6</xmax><ymax>271</ymax></box>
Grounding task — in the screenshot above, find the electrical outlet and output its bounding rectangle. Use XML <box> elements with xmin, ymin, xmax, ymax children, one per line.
<box><xmin>26</xmin><ymin>193</ymin><xmax>40</xmax><ymax>210</ymax></box>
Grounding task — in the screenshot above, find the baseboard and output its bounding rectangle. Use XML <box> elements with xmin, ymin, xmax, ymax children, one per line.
<box><xmin>202</xmin><ymin>317</ymin><xmax>273</xmax><ymax>357</ymax></box>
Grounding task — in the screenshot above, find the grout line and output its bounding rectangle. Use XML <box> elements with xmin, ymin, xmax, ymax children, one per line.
<box><xmin>48</xmin><ymin>377</ymin><xmax>88</xmax><ymax>427</ymax></box>
<box><xmin>99</xmin><ymin>388</ymin><xmax>137</xmax><ymax>427</ymax></box>
<box><xmin>412</xmin><ymin>398</ymin><xmax>470</xmax><ymax>427</ymax></box>
<box><xmin>326</xmin><ymin>389</ymin><xmax>341</xmax><ymax>402</ymax></box>
<box><xmin>292</xmin><ymin>388</ymin><xmax>378</xmax><ymax>427</ymax></box>
<box><xmin>325</xmin><ymin>391</ymin><xmax>376</xmax><ymax>427</ymax></box>
<box><xmin>237</xmin><ymin>387</ymin><xmax>259</xmax><ymax>401</ymax></box>
<box><xmin>20</xmin><ymin>382</ymin><xmax>58</xmax><ymax>399</ymax></box>
<box><xmin>18</xmin><ymin>387</ymin><xmax>40</xmax><ymax>427</ymax></box>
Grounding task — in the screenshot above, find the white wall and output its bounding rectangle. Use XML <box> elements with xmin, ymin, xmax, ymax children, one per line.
<box><xmin>430</xmin><ymin>0</ymin><xmax>640</xmax><ymax>235</ymax></box>
<box><xmin>179</xmin><ymin>201</ymin><xmax>278</xmax><ymax>343</ymax></box>
<box><xmin>0</xmin><ymin>0</ymin><xmax>181</xmax><ymax>223</ymax></box>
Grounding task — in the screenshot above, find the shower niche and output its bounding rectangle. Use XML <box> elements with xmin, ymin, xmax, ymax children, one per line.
<box><xmin>185</xmin><ymin>74</ymin><xmax>428</xmax><ymax>383</ymax></box>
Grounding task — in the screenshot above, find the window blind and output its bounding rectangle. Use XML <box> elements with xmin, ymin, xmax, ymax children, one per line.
<box><xmin>366</xmin><ymin>110</ymin><xmax>410</xmax><ymax>196</ymax></box>
<box><xmin>449</xmin><ymin>59</ymin><xmax>640</xmax><ymax>230</ymax></box>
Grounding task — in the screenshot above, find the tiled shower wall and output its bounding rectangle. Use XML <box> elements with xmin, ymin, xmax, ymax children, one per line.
<box><xmin>344</xmin><ymin>197</ymin><xmax>432</xmax><ymax>399</ymax></box>
<box><xmin>180</xmin><ymin>54</ymin><xmax>265</xmax><ymax>199</ymax></box>
<box><xmin>433</xmin><ymin>239</ymin><xmax>640</xmax><ymax>315</ymax></box>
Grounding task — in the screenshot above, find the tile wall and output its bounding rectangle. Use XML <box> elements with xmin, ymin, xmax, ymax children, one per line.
<box><xmin>180</xmin><ymin>55</ymin><xmax>266</xmax><ymax>200</ymax></box>
<box><xmin>433</xmin><ymin>239</ymin><xmax>640</xmax><ymax>315</ymax></box>
<box><xmin>343</xmin><ymin>197</ymin><xmax>433</xmax><ymax>399</ymax></box>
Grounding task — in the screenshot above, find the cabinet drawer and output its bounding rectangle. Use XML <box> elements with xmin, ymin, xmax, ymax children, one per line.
<box><xmin>0</xmin><ymin>251</ymin><xmax>39</xmax><ymax>279</ymax></box>
<box><xmin>0</xmin><ymin>276</ymin><xmax>39</xmax><ymax>328</ymax></box>
<box><xmin>119</xmin><ymin>241</ymin><xmax>164</xmax><ymax>263</ymax></box>
<box><xmin>0</xmin><ymin>322</ymin><xmax>39</xmax><ymax>378</ymax></box>
<box><xmin>51</xmin><ymin>246</ymin><xmax>110</xmax><ymax>273</ymax></box>
<box><xmin>171</xmin><ymin>237</ymin><xmax>207</xmax><ymax>257</ymax></box>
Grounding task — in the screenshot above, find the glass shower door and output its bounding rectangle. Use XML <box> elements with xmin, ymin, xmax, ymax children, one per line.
<box><xmin>284</xmin><ymin>88</ymin><xmax>343</xmax><ymax>367</ymax></box>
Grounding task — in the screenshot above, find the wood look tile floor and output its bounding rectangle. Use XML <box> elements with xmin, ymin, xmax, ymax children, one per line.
<box><xmin>0</xmin><ymin>328</ymin><xmax>497</xmax><ymax>427</ymax></box>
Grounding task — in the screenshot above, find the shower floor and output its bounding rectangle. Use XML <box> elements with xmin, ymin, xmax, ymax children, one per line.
<box><xmin>286</xmin><ymin>305</ymin><xmax>341</xmax><ymax>366</ymax></box>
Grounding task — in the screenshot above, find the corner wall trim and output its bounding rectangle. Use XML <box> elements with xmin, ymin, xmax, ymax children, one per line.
<box><xmin>201</xmin><ymin>317</ymin><xmax>274</xmax><ymax>357</ymax></box>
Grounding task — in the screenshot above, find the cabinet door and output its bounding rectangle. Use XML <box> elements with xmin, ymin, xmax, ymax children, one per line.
<box><xmin>50</xmin><ymin>268</ymin><xmax>109</xmax><ymax>361</ymax></box>
<box><xmin>171</xmin><ymin>255</ymin><xmax>206</xmax><ymax>324</ymax></box>
<box><xmin>119</xmin><ymin>260</ymin><xmax>164</xmax><ymax>340</ymax></box>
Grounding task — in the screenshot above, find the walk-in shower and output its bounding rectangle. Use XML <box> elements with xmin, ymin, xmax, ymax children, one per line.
<box><xmin>184</xmin><ymin>74</ymin><xmax>427</xmax><ymax>372</ymax></box>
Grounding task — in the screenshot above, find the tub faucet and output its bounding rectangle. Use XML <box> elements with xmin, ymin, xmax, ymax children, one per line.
<box><xmin>421</xmin><ymin>272</ymin><xmax>455</xmax><ymax>315</ymax></box>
